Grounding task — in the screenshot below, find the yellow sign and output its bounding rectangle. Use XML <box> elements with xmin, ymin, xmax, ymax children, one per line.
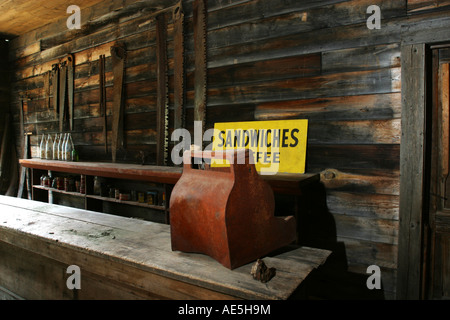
<box><xmin>212</xmin><ymin>120</ymin><xmax>308</xmax><ymax>174</ymax></box>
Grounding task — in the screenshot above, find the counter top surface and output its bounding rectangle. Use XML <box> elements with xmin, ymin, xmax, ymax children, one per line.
<box><xmin>0</xmin><ymin>195</ymin><xmax>330</xmax><ymax>300</ymax></box>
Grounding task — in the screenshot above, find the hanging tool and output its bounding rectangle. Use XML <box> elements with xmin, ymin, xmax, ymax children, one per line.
<box><xmin>17</xmin><ymin>132</ymin><xmax>32</xmax><ymax>199</ymax></box>
<box><xmin>170</xmin><ymin>149</ymin><xmax>297</xmax><ymax>270</ymax></box>
<box><xmin>59</xmin><ymin>60</ymin><xmax>67</xmax><ymax>132</ymax></box>
<box><xmin>67</xmin><ymin>54</ymin><xmax>75</xmax><ymax>131</ymax></box>
<box><xmin>51</xmin><ymin>64</ymin><xmax>59</xmax><ymax>118</ymax></box>
<box><xmin>99</xmin><ymin>54</ymin><xmax>107</xmax><ymax>154</ymax></box>
<box><xmin>110</xmin><ymin>44</ymin><xmax>126</xmax><ymax>163</ymax></box>
<box><xmin>156</xmin><ymin>13</ymin><xmax>169</xmax><ymax>166</ymax></box>
<box><xmin>193</xmin><ymin>0</ymin><xmax>207</xmax><ymax>140</ymax></box>
<box><xmin>17</xmin><ymin>99</ymin><xmax>32</xmax><ymax>199</ymax></box>
<box><xmin>173</xmin><ymin>1</ymin><xmax>185</xmax><ymax>131</ymax></box>
<box><xmin>43</xmin><ymin>71</ymin><xmax>51</xmax><ymax>110</ymax></box>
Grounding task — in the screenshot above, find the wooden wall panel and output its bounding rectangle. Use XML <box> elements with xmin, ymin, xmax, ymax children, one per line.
<box><xmin>7</xmin><ymin>0</ymin><xmax>450</xmax><ymax>300</ymax></box>
<box><xmin>7</xmin><ymin>0</ymin><xmax>406</xmax><ymax>300</ymax></box>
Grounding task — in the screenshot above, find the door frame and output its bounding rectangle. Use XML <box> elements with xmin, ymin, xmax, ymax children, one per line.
<box><xmin>397</xmin><ymin>43</ymin><xmax>450</xmax><ymax>300</ymax></box>
<box><xmin>397</xmin><ymin>43</ymin><xmax>428</xmax><ymax>300</ymax></box>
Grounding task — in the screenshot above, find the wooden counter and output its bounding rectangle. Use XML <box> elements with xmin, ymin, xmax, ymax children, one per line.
<box><xmin>0</xmin><ymin>195</ymin><xmax>330</xmax><ymax>300</ymax></box>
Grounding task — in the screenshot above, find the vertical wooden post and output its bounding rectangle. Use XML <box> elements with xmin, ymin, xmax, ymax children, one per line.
<box><xmin>397</xmin><ymin>43</ymin><xmax>427</xmax><ymax>300</ymax></box>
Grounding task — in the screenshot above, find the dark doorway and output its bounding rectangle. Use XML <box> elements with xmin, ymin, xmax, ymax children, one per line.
<box><xmin>426</xmin><ymin>44</ymin><xmax>450</xmax><ymax>300</ymax></box>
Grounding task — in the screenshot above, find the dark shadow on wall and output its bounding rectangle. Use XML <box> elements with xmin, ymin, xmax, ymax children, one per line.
<box><xmin>275</xmin><ymin>181</ymin><xmax>386</xmax><ymax>300</ymax></box>
<box><xmin>0</xmin><ymin>38</ymin><xmax>18</xmax><ymax>197</ymax></box>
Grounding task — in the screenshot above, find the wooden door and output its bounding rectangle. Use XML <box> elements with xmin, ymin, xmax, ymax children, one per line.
<box><xmin>428</xmin><ymin>47</ymin><xmax>450</xmax><ymax>300</ymax></box>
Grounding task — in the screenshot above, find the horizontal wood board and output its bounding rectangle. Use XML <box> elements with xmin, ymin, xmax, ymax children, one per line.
<box><xmin>0</xmin><ymin>195</ymin><xmax>330</xmax><ymax>300</ymax></box>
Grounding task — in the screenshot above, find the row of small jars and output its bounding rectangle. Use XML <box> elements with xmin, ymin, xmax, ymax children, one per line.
<box><xmin>40</xmin><ymin>174</ymin><xmax>86</xmax><ymax>193</ymax></box>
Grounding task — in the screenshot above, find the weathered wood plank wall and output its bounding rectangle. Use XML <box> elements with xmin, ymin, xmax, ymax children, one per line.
<box><xmin>6</xmin><ymin>0</ymin><xmax>450</xmax><ymax>299</ymax></box>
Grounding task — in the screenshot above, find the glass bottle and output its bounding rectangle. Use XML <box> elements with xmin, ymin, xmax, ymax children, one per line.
<box><xmin>57</xmin><ymin>133</ymin><xmax>63</xmax><ymax>160</ymax></box>
<box><xmin>61</xmin><ymin>133</ymin><xmax>67</xmax><ymax>161</ymax></box>
<box><xmin>45</xmin><ymin>134</ymin><xmax>53</xmax><ymax>160</ymax></box>
<box><xmin>93</xmin><ymin>176</ymin><xmax>101</xmax><ymax>195</ymax></box>
<box><xmin>72</xmin><ymin>146</ymin><xmax>78</xmax><ymax>162</ymax></box>
<box><xmin>65</xmin><ymin>133</ymin><xmax>73</xmax><ymax>161</ymax></box>
<box><xmin>39</xmin><ymin>134</ymin><xmax>46</xmax><ymax>159</ymax></box>
<box><xmin>53</xmin><ymin>133</ymin><xmax>60</xmax><ymax>161</ymax></box>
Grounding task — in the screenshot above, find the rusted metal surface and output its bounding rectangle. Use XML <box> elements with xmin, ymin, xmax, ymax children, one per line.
<box><xmin>250</xmin><ymin>259</ymin><xmax>276</xmax><ymax>283</ymax></box>
<box><xmin>170</xmin><ymin>149</ymin><xmax>297</xmax><ymax>270</ymax></box>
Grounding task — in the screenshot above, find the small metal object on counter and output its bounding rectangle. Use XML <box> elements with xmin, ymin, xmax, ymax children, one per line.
<box><xmin>250</xmin><ymin>259</ymin><xmax>276</xmax><ymax>283</ymax></box>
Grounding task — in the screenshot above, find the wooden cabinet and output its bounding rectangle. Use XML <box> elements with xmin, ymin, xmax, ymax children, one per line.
<box><xmin>20</xmin><ymin>159</ymin><xmax>183</xmax><ymax>224</ymax></box>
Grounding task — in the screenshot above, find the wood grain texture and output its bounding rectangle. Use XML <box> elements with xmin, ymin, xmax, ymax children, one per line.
<box><xmin>9</xmin><ymin>0</ymin><xmax>450</xmax><ymax>300</ymax></box>
<box><xmin>397</xmin><ymin>44</ymin><xmax>427</xmax><ymax>300</ymax></box>
<box><xmin>0</xmin><ymin>195</ymin><xmax>330</xmax><ymax>300</ymax></box>
<box><xmin>408</xmin><ymin>0</ymin><xmax>450</xmax><ymax>13</ymax></box>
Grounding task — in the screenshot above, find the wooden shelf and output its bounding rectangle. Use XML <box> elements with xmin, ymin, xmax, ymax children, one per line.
<box><xmin>33</xmin><ymin>185</ymin><xmax>85</xmax><ymax>197</ymax></box>
<box><xmin>32</xmin><ymin>186</ymin><xmax>165</xmax><ymax>211</ymax></box>
<box><xmin>19</xmin><ymin>159</ymin><xmax>182</xmax><ymax>184</ymax></box>
<box><xmin>20</xmin><ymin>158</ymin><xmax>320</xmax><ymax>194</ymax></box>
<box><xmin>86</xmin><ymin>194</ymin><xmax>165</xmax><ymax>211</ymax></box>
<box><xmin>28</xmin><ymin>161</ymin><xmax>171</xmax><ymax>223</ymax></box>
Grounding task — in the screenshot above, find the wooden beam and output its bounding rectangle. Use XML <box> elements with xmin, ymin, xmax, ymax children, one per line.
<box><xmin>156</xmin><ymin>13</ymin><xmax>168</xmax><ymax>166</ymax></box>
<box><xmin>397</xmin><ymin>43</ymin><xmax>427</xmax><ymax>300</ymax></box>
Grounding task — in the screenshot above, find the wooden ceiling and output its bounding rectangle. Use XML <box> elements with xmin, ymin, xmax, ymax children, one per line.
<box><xmin>0</xmin><ymin>0</ymin><xmax>105</xmax><ymax>38</ymax></box>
